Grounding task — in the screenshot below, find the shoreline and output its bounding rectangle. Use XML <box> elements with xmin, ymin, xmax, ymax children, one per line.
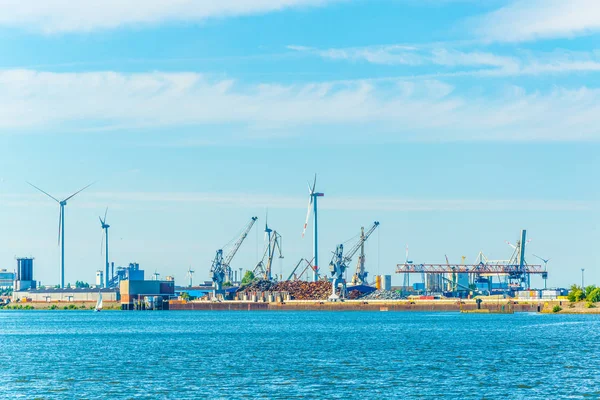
<box><xmin>3</xmin><ymin>300</ymin><xmax>599</xmax><ymax>314</ymax></box>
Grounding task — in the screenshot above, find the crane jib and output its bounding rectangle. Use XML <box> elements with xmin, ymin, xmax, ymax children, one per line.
<box><xmin>343</xmin><ymin>221</ymin><xmax>380</xmax><ymax>262</ymax></box>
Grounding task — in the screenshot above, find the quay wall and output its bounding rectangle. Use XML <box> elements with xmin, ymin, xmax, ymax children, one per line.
<box><xmin>170</xmin><ymin>299</ymin><xmax>563</xmax><ymax>312</ymax></box>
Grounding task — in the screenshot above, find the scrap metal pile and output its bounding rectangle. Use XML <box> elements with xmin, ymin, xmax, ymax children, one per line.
<box><xmin>239</xmin><ymin>280</ymin><xmax>331</xmax><ymax>300</ymax></box>
<box><xmin>359</xmin><ymin>290</ymin><xmax>403</xmax><ymax>300</ymax></box>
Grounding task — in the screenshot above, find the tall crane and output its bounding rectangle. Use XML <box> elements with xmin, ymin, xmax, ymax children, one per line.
<box><xmin>328</xmin><ymin>221</ymin><xmax>379</xmax><ymax>301</ymax></box>
<box><xmin>253</xmin><ymin>218</ymin><xmax>283</xmax><ymax>280</ymax></box>
<box><xmin>211</xmin><ymin>216</ymin><xmax>258</xmax><ymax>296</ymax></box>
<box><xmin>351</xmin><ymin>224</ymin><xmax>380</xmax><ymax>285</ymax></box>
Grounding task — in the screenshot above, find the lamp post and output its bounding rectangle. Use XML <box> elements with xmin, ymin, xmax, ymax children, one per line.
<box><xmin>581</xmin><ymin>268</ymin><xmax>585</xmax><ymax>289</ymax></box>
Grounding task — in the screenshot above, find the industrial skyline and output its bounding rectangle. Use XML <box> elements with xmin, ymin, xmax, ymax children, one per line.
<box><xmin>0</xmin><ymin>0</ymin><xmax>598</xmax><ymax>287</ymax></box>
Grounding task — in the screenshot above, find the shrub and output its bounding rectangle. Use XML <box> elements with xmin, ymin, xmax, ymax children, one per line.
<box><xmin>585</xmin><ymin>302</ymin><xmax>596</xmax><ymax>309</ymax></box>
<box><xmin>552</xmin><ymin>305</ymin><xmax>562</xmax><ymax>313</ymax></box>
<box><xmin>586</xmin><ymin>287</ymin><xmax>600</xmax><ymax>303</ymax></box>
<box><xmin>49</xmin><ymin>305</ymin><xmax>57</xmax><ymax>310</ymax></box>
<box><xmin>568</xmin><ymin>284</ymin><xmax>585</xmax><ymax>302</ymax></box>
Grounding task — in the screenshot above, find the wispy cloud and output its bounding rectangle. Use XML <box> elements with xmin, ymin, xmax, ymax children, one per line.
<box><xmin>288</xmin><ymin>44</ymin><xmax>518</xmax><ymax>71</ymax></box>
<box><xmin>289</xmin><ymin>44</ymin><xmax>600</xmax><ymax>76</ymax></box>
<box><xmin>1</xmin><ymin>69</ymin><xmax>600</xmax><ymax>141</ymax></box>
<box><xmin>0</xmin><ymin>0</ymin><xmax>341</xmax><ymax>33</ymax></box>
<box><xmin>1</xmin><ymin>192</ymin><xmax>593</xmax><ymax>212</ymax></box>
<box><xmin>472</xmin><ymin>0</ymin><xmax>600</xmax><ymax>42</ymax></box>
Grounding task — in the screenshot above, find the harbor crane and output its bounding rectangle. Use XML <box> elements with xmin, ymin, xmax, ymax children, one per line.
<box><xmin>253</xmin><ymin>216</ymin><xmax>283</xmax><ymax>281</ymax></box>
<box><xmin>350</xmin><ymin>224</ymin><xmax>380</xmax><ymax>285</ymax></box>
<box><xmin>211</xmin><ymin>216</ymin><xmax>258</xmax><ymax>296</ymax></box>
<box><xmin>328</xmin><ymin>221</ymin><xmax>380</xmax><ymax>301</ymax></box>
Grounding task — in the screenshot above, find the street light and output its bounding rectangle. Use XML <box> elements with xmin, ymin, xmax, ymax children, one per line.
<box><xmin>581</xmin><ymin>268</ymin><xmax>585</xmax><ymax>289</ymax></box>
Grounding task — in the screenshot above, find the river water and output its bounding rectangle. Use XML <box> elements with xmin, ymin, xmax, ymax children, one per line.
<box><xmin>1</xmin><ymin>310</ymin><xmax>599</xmax><ymax>399</ymax></box>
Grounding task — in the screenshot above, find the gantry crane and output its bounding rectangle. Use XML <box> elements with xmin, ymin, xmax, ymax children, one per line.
<box><xmin>253</xmin><ymin>218</ymin><xmax>283</xmax><ymax>281</ymax></box>
<box><xmin>328</xmin><ymin>221</ymin><xmax>380</xmax><ymax>301</ymax></box>
<box><xmin>211</xmin><ymin>216</ymin><xmax>258</xmax><ymax>296</ymax></box>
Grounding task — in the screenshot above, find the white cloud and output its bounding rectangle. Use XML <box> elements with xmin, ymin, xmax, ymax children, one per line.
<box><xmin>1</xmin><ymin>69</ymin><xmax>600</xmax><ymax>141</ymax></box>
<box><xmin>473</xmin><ymin>0</ymin><xmax>600</xmax><ymax>42</ymax></box>
<box><xmin>0</xmin><ymin>0</ymin><xmax>339</xmax><ymax>33</ymax></box>
<box><xmin>289</xmin><ymin>44</ymin><xmax>600</xmax><ymax>77</ymax></box>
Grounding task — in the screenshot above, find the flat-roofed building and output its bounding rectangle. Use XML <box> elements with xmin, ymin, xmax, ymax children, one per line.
<box><xmin>120</xmin><ymin>280</ymin><xmax>174</xmax><ymax>310</ymax></box>
<box><xmin>0</xmin><ymin>269</ymin><xmax>15</xmax><ymax>289</ymax></box>
<box><xmin>13</xmin><ymin>288</ymin><xmax>119</xmax><ymax>303</ymax></box>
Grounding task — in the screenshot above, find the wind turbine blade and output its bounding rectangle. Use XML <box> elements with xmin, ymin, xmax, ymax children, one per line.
<box><xmin>104</xmin><ymin>207</ymin><xmax>108</xmax><ymax>223</ymax></box>
<box><xmin>505</xmin><ymin>240</ymin><xmax>516</xmax><ymax>249</ymax></box>
<box><xmin>405</xmin><ymin>245</ymin><xmax>409</xmax><ymax>262</ymax></box>
<box><xmin>99</xmin><ymin>216</ymin><xmax>104</xmax><ymax>225</ymax></box>
<box><xmin>27</xmin><ymin>182</ymin><xmax>59</xmax><ymax>203</ymax></box>
<box><xmin>63</xmin><ymin>181</ymin><xmax>96</xmax><ymax>202</ymax></box>
<box><xmin>302</xmin><ymin>197</ymin><xmax>312</xmax><ymax>238</ymax></box>
<box><xmin>312</xmin><ymin>174</ymin><xmax>317</xmax><ymax>193</ymax></box>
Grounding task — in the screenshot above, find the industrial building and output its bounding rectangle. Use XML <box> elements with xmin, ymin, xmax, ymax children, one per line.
<box><xmin>120</xmin><ymin>279</ymin><xmax>175</xmax><ymax>310</ymax></box>
<box><xmin>108</xmin><ymin>262</ymin><xmax>145</xmax><ymax>287</ymax></box>
<box><xmin>0</xmin><ymin>269</ymin><xmax>15</xmax><ymax>289</ymax></box>
<box><xmin>14</xmin><ymin>258</ymin><xmax>37</xmax><ymax>291</ymax></box>
<box><xmin>13</xmin><ymin>288</ymin><xmax>119</xmax><ymax>303</ymax></box>
<box><xmin>96</xmin><ymin>270</ymin><xmax>104</xmax><ymax>287</ymax></box>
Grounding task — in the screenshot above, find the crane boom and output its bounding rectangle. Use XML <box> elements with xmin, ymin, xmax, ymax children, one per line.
<box><xmin>211</xmin><ymin>216</ymin><xmax>257</xmax><ymax>296</ymax></box>
<box><xmin>344</xmin><ymin>221</ymin><xmax>379</xmax><ymax>263</ymax></box>
<box><xmin>224</xmin><ymin>217</ymin><xmax>258</xmax><ymax>269</ymax></box>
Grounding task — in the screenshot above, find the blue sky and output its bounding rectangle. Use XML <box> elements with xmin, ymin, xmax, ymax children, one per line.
<box><xmin>0</xmin><ymin>0</ymin><xmax>598</xmax><ymax>288</ymax></box>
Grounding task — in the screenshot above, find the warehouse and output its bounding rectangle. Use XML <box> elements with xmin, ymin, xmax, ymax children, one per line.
<box><xmin>13</xmin><ymin>288</ymin><xmax>119</xmax><ymax>303</ymax></box>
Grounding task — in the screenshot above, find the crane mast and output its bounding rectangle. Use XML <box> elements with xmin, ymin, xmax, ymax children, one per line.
<box><xmin>253</xmin><ymin>228</ymin><xmax>283</xmax><ymax>281</ymax></box>
<box><xmin>329</xmin><ymin>221</ymin><xmax>380</xmax><ymax>301</ymax></box>
<box><xmin>350</xmin><ymin>223</ymin><xmax>380</xmax><ymax>285</ymax></box>
<box><xmin>211</xmin><ymin>216</ymin><xmax>258</xmax><ymax>296</ymax></box>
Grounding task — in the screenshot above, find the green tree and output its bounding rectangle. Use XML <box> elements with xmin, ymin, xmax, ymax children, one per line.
<box><xmin>75</xmin><ymin>281</ymin><xmax>89</xmax><ymax>289</ymax></box>
<box><xmin>586</xmin><ymin>287</ymin><xmax>600</xmax><ymax>303</ymax></box>
<box><xmin>180</xmin><ymin>292</ymin><xmax>190</xmax><ymax>301</ymax></box>
<box><xmin>568</xmin><ymin>284</ymin><xmax>585</xmax><ymax>302</ymax></box>
<box><xmin>241</xmin><ymin>271</ymin><xmax>255</xmax><ymax>287</ymax></box>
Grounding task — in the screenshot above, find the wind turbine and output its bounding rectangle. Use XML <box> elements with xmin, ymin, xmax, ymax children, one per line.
<box><xmin>186</xmin><ymin>266</ymin><xmax>195</xmax><ymax>288</ymax></box>
<box><xmin>302</xmin><ymin>174</ymin><xmax>324</xmax><ymax>282</ymax></box>
<box><xmin>28</xmin><ymin>181</ymin><xmax>94</xmax><ymax>289</ymax></box>
<box><xmin>532</xmin><ymin>254</ymin><xmax>550</xmax><ymax>268</ymax></box>
<box><xmin>99</xmin><ymin>207</ymin><xmax>110</xmax><ymax>288</ymax></box>
<box><xmin>532</xmin><ymin>254</ymin><xmax>550</xmax><ymax>289</ymax></box>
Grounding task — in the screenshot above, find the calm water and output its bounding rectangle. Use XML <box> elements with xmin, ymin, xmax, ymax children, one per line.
<box><xmin>1</xmin><ymin>311</ymin><xmax>599</xmax><ymax>399</ymax></box>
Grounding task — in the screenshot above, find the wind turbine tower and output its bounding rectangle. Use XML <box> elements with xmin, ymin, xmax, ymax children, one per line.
<box><xmin>186</xmin><ymin>266</ymin><xmax>195</xmax><ymax>287</ymax></box>
<box><xmin>28</xmin><ymin>181</ymin><xmax>94</xmax><ymax>289</ymax></box>
<box><xmin>302</xmin><ymin>174</ymin><xmax>324</xmax><ymax>282</ymax></box>
<box><xmin>99</xmin><ymin>208</ymin><xmax>110</xmax><ymax>288</ymax></box>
